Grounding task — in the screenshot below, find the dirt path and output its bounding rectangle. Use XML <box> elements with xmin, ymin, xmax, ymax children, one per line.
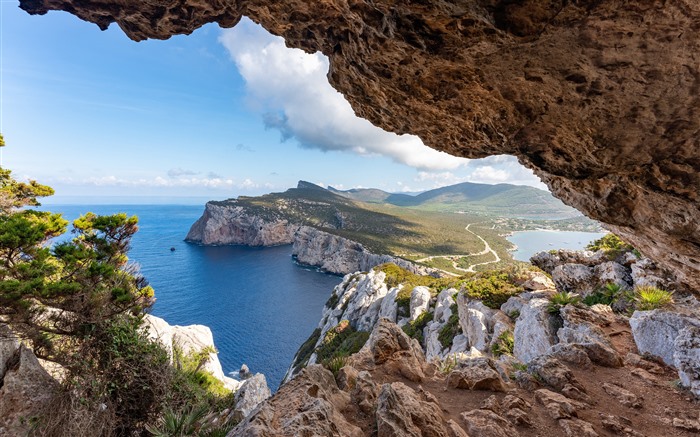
<box><xmin>415</xmin><ymin>223</ymin><xmax>501</xmax><ymax>275</ymax></box>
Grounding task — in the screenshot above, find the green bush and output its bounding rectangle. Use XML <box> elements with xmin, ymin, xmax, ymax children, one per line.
<box><xmin>402</xmin><ymin>311</ymin><xmax>434</xmax><ymax>344</ymax></box>
<box><xmin>634</xmin><ymin>286</ymin><xmax>674</xmax><ymax>311</ymax></box>
<box><xmin>586</xmin><ymin>234</ymin><xmax>634</xmax><ymax>259</ymax></box>
<box><xmin>316</xmin><ymin>320</ymin><xmax>369</xmax><ymax>363</ymax></box>
<box><xmin>461</xmin><ymin>272</ymin><xmax>523</xmax><ymax>309</ymax></box>
<box><xmin>438</xmin><ymin>304</ymin><xmax>461</xmax><ymax>349</ymax></box>
<box><xmin>290</xmin><ymin>328</ymin><xmax>322</xmax><ymax>375</ymax></box>
<box><xmin>583</xmin><ymin>283</ymin><xmax>622</xmax><ymax>307</ymax></box>
<box><xmin>491</xmin><ymin>330</ymin><xmax>514</xmax><ymax>357</ymax></box>
<box><xmin>547</xmin><ymin>291</ymin><xmax>580</xmax><ymax>314</ymax></box>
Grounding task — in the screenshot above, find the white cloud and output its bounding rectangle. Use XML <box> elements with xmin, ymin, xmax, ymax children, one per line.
<box><xmin>414</xmin><ymin>155</ymin><xmax>547</xmax><ymax>190</ymax></box>
<box><xmin>219</xmin><ymin>19</ymin><xmax>469</xmax><ymax>171</ymax></box>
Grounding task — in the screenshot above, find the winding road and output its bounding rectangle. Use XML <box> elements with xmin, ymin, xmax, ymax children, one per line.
<box><xmin>416</xmin><ymin>223</ymin><xmax>501</xmax><ymax>275</ymax></box>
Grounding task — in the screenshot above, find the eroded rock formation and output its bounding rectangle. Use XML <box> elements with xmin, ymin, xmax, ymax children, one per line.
<box><xmin>18</xmin><ymin>0</ymin><xmax>700</xmax><ymax>290</ymax></box>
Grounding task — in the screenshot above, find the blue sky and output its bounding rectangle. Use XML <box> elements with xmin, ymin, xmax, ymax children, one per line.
<box><xmin>1</xmin><ymin>2</ymin><xmax>545</xmax><ymax>202</ymax></box>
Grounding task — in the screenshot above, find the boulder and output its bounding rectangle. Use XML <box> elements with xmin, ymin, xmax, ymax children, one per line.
<box><xmin>458</xmin><ymin>294</ymin><xmax>513</xmax><ymax>354</ymax></box>
<box><xmin>630</xmin><ymin>258</ymin><xmax>672</xmax><ymax>289</ymax></box>
<box><xmin>556</xmin><ymin>305</ymin><xmax>622</xmax><ymax>367</ymax></box>
<box><xmin>232</xmin><ymin>373</ymin><xmax>271</xmax><ymax>422</ymax></box>
<box><xmin>534</xmin><ymin>389</ymin><xmax>584</xmax><ymax>420</ymax></box>
<box><xmin>593</xmin><ymin>261</ymin><xmax>632</xmax><ymax>288</ymax></box>
<box><xmin>230</xmin><ymin>365</ymin><xmax>362</xmax><ymax>437</ymax></box>
<box><xmin>0</xmin><ymin>343</ymin><xmax>58</xmax><ymax>436</ymax></box>
<box><xmin>552</xmin><ymin>264</ymin><xmax>595</xmax><ymax>296</ymax></box>
<box><xmin>602</xmin><ymin>383</ymin><xmax>642</xmax><ymax>408</ymax></box>
<box><xmin>409</xmin><ymin>286</ymin><xmax>431</xmax><ymax>322</ymax></box>
<box><xmin>424</xmin><ymin>289</ymin><xmax>457</xmax><ymax>361</ymax></box>
<box><xmin>558</xmin><ymin>418</ymin><xmax>599</xmax><ymax>437</ymax></box>
<box><xmin>629</xmin><ymin>310</ymin><xmax>700</xmax><ymax>366</ymax></box>
<box><xmin>376</xmin><ymin>382</ymin><xmax>449</xmax><ymax>437</ymax></box>
<box><xmin>527</xmin><ymin>356</ymin><xmax>583</xmax><ymax>392</ymax></box>
<box><xmin>363</xmin><ymin>318</ymin><xmax>426</xmax><ymax>382</ymax></box>
<box><xmin>513</xmin><ymin>298</ymin><xmax>557</xmax><ymax>363</ymax></box>
<box><xmin>673</xmin><ymin>326</ymin><xmax>700</xmax><ymax>398</ymax></box>
<box><xmin>446</xmin><ymin>358</ymin><xmax>507</xmax><ymax>392</ymax></box>
<box><xmin>521</xmin><ymin>272</ymin><xmax>555</xmax><ymax>291</ymax></box>
<box><xmin>460</xmin><ymin>409</ymin><xmax>519</xmax><ymax>437</ymax></box>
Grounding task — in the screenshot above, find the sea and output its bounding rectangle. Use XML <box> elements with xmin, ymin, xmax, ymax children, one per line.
<box><xmin>39</xmin><ymin>204</ymin><xmax>608</xmax><ymax>390</ymax></box>
<box><xmin>40</xmin><ymin>204</ymin><xmax>342</xmax><ymax>390</ymax></box>
<box><xmin>507</xmin><ymin>230</ymin><xmax>608</xmax><ymax>262</ymax></box>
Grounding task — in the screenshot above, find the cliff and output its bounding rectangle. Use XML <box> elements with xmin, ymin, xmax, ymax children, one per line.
<box><xmin>239</xmin><ymin>253</ymin><xmax>700</xmax><ymax>436</ymax></box>
<box><xmin>187</xmin><ymin>201</ymin><xmax>442</xmax><ymax>276</ymax></box>
<box><xmin>186</xmin><ymin>201</ymin><xmax>298</xmax><ymax>246</ymax></box>
<box><xmin>292</xmin><ymin>226</ymin><xmax>439</xmax><ymax>276</ymax></box>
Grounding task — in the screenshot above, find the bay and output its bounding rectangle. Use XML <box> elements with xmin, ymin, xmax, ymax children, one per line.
<box><xmin>41</xmin><ymin>204</ymin><xmax>341</xmax><ymax>390</ymax></box>
<box><xmin>507</xmin><ymin>230</ymin><xmax>608</xmax><ymax>262</ymax></box>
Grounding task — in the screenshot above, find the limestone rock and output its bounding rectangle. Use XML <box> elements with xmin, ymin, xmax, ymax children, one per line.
<box><xmin>460</xmin><ymin>409</ymin><xmax>519</xmax><ymax>437</ymax></box>
<box><xmin>376</xmin><ymin>382</ymin><xmax>449</xmax><ymax>437</ymax></box>
<box><xmin>513</xmin><ymin>298</ymin><xmax>557</xmax><ymax>363</ymax></box>
<box><xmin>232</xmin><ymin>373</ymin><xmax>271</xmax><ymax>422</ymax></box>
<box><xmin>424</xmin><ymin>289</ymin><xmax>457</xmax><ymax>361</ymax></box>
<box><xmin>631</xmin><ymin>258</ymin><xmax>672</xmax><ymax>289</ymax></box>
<box><xmin>552</xmin><ymin>264</ymin><xmax>595</xmax><ymax>296</ymax></box>
<box><xmin>409</xmin><ymin>286</ymin><xmax>431</xmax><ymax>322</ymax></box>
<box><xmin>558</xmin><ymin>418</ymin><xmax>599</xmax><ymax>437</ymax></box>
<box><xmin>593</xmin><ymin>261</ymin><xmax>632</xmax><ymax>288</ymax></box>
<box><xmin>458</xmin><ymin>295</ymin><xmax>513</xmax><ymax>355</ymax></box>
<box><xmin>629</xmin><ymin>310</ymin><xmax>700</xmax><ymax>366</ymax></box>
<box><xmin>144</xmin><ymin>314</ymin><xmax>241</xmax><ymax>391</ymax></box>
<box><xmin>0</xmin><ymin>343</ymin><xmax>58</xmax><ymax>436</ymax></box>
<box><xmin>527</xmin><ymin>356</ymin><xmax>583</xmax><ymax>392</ymax></box>
<box><xmin>673</xmin><ymin>326</ymin><xmax>700</xmax><ymax>398</ymax></box>
<box><xmin>602</xmin><ymin>383</ymin><xmax>642</xmax><ymax>408</ymax></box>
<box><xmin>534</xmin><ymin>389</ymin><xmax>586</xmax><ymax>420</ymax></box>
<box><xmin>379</xmin><ymin>286</ymin><xmax>400</xmax><ymax>323</ymax></box>
<box><xmin>363</xmin><ymin>318</ymin><xmax>426</xmax><ymax>382</ymax></box>
<box><xmin>556</xmin><ymin>305</ymin><xmax>622</xmax><ymax>367</ymax></box>
<box><xmin>521</xmin><ymin>271</ymin><xmax>555</xmax><ymax>291</ymax></box>
<box><xmin>446</xmin><ymin>358</ymin><xmax>507</xmax><ymax>392</ymax></box>
<box><xmin>231</xmin><ymin>365</ymin><xmax>362</xmax><ymax>437</ymax></box>
<box><xmin>351</xmin><ymin>370</ymin><xmax>379</xmax><ymax>415</ymax></box>
<box><xmin>185</xmin><ymin>202</ymin><xmax>297</xmax><ymax>246</ymax></box>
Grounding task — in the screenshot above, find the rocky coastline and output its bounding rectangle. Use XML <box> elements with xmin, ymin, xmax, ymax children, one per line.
<box><xmin>186</xmin><ymin>201</ymin><xmax>441</xmax><ymax>276</ymax></box>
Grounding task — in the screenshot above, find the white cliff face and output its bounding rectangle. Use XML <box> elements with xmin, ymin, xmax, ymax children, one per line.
<box><xmin>513</xmin><ymin>299</ymin><xmax>558</xmax><ymax>363</ymax></box>
<box><xmin>143</xmin><ymin>314</ymin><xmax>241</xmax><ymax>391</ymax></box>
<box><xmin>409</xmin><ymin>286</ymin><xmax>431</xmax><ymax>321</ymax></box>
<box><xmin>292</xmin><ymin>226</ymin><xmax>439</xmax><ymax>276</ymax></box>
<box><xmin>186</xmin><ymin>202</ymin><xmax>298</xmax><ymax>246</ymax></box>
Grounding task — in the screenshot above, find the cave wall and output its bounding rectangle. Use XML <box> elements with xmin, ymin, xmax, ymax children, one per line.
<box><xmin>19</xmin><ymin>0</ymin><xmax>700</xmax><ymax>290</ymax></box>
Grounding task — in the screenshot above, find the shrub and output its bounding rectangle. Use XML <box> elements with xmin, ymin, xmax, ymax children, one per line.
<box><xmin>438</xmin><ymin>304</ymin><xmax>461</xmax><ymax>349</ymax></box>
<box><xmin>547</xmin><ymin>291</ymin><xmax>580</xmax><ymax>314</ymax></box>
<box><xmin>322</xmin><ymin>354</ymin><xmax>349</xmax><ymax>377</ymax></box>
<box><xmin>461</xmin><ymin>271</ymin><xmax>522</xmax><ymax>309</ymax></box>
<box><xmin>491</xmin><ymin>330</ymin><xmax>514</xmax><ymax>357</ymax></box>
<box><xmin>402</xmin><ymin>311</ymin><xmax>433</xmax><ymax>344</ymax></box>
<box><xmin>586</xmin><ymin>233</ymin><xmax>634</xmax><ymax>259</ymax></box>
<box><xmin>291</xmin><ymin>328</ymin><xmax>321</xmax><ymax>375</ymax></box>
<box><xmin>634</xmin><ymin>286</ymin><xmax>674</xmax><ymax>310</ymax></box>
<box><xmin>375</xmin><ymin>263</ymin><xmax>461</xmax><ymax>315</ymax></box>
<box><xmin>316</xmin><ymin>321</ymin><xmax>369</xmax><ymax>363</ymax></box>
<box><xmin>438</xmin><ymin>354</ymin><xmax>459</xmax><ymax>374</ymax></box>
<box><xmin>583</xmin><ymin>282</ymin><xmax>622</xmax><ymax>307</ymax></box>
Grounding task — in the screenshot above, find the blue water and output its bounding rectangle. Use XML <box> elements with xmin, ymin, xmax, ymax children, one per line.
<box><xmin>507</xmin><ymin>230</ymin><xmax>608</xmax><ymax>262</ymax></box>
<box><xmin>41</xmin><ymin>205</ymin><xmax>341</xmax><ymax>390</ymax></box>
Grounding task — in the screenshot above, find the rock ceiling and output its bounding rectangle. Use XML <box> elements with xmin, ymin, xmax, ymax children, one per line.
<box><xmin>19</xmin><ymin>0</ymin><xmax>700</xmax><ymax>291</ymax></box>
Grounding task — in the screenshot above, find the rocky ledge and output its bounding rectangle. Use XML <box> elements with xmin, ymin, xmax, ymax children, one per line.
<box><xmin>260</xmin><ymin>248</ymin><xmax>700</xmax><ymax>436</ymax></box>
<box><xmin>186</xmin><ymin>201</ymin><xmax>439</xmax><ymax>276</ymax></box>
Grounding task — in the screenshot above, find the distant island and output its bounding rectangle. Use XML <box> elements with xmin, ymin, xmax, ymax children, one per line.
<box><xmin>186</xmin><ymin>180</ymin><xmax>603</xmax><ymax>276</ymax></box>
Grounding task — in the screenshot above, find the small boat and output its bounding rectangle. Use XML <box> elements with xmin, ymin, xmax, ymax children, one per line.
<box><xmin>170</xmin><ymin>247</ymin><xmax>176</xmax><ymax>252</ymax></box>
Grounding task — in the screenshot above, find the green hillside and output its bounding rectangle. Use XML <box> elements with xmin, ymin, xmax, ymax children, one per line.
<box><xmin>331</xmin><ymin>181</ymin><xmax>580</xmax><ymax>219</ymax></box>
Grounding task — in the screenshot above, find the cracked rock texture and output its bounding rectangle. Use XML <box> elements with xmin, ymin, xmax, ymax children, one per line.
<box><xmin>19</xmin><ymin>0</ymin><xmax>700</xmax><ymax>290</ymax></box>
